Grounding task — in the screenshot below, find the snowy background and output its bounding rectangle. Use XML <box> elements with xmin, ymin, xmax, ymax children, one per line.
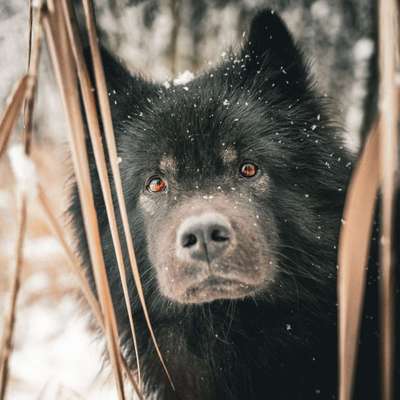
<box><xmin>0</xmin><ymin>0</ymin><xmax>376</xmax><ymax>399</ymax></box>
<box><xmin>0</xmin><ymin>144</ymin><xmax>123</xmax><ymax>399</ymax></box>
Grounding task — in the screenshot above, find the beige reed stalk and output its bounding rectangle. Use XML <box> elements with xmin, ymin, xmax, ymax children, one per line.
<box><xmin>338</xmin><ymin>0</ymin><xmax>399</xmax><ymax>399</ymax></box>
<box><xmin>0</xmin><ymin>77</ymin><xmax>29</xmax><ymax>158</ymax></box>
<box><xmin>0</xmin><ymin>3</ymin><xmax>43</xmax><ymax>399</ymax></box>
<box><xmin>61</xmin><ymin>0</ymin><xmax>143</xmax><ymax>388</ymax></box>
<box><xmin>378</xmin><ymin>0</ymin><xmax>398</xmax><ymax>399</ymax></box>
<box><xmin>82</xmin><ymin>0</ymin><xmax>175</xmax><ymax>389</ymax></box>
<box><xmin>0</xmin><ymin>196</ymin><xmax>28</xmax><ymax>400</ymax></box>
<box><xmin>338</xmin><ymin>124</ymin><xmax>380</xmax><ymax>400</ymax></box>
<box><xmin>42</xmin><ymin>4</ymin><xmax>126</xmax><ymax>399</ymax></box>
<box><xmin>23</xmin><ymin>0</ymin><xmax>42</xmax><ymax>154</ymax></box>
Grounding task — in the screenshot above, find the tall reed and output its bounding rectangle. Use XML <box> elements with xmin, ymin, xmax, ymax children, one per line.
<box><xmin>338</xmin><ymin>0</ymin><xmax>399</xmax><ymax>399</ymax></box>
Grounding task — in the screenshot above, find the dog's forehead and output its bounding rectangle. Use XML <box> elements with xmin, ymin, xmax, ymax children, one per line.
<box><xmin>156</xmin><ymin>145</ymin><xmax>238</xmax><ymax>177</ymax></box>
<box><xmin>151</xmin><ymin>87</ymin><xmax>240</xmax><ymax>169</ymax></box>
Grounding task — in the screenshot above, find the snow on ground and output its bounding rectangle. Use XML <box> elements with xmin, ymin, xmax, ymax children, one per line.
<box><xmin>0</xmin><ymin>143</ymin><xmax>130</xmax><ymax>400</ymax></box>
<box><xmin>6</xmin><ymin>296</ymin><xmax>117</xmax><ymax>400</ymax></box>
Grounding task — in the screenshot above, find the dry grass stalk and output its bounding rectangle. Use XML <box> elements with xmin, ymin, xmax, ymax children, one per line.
<box><xmin>37</xmin><ymin>184</ymin><xmax>143</xmax><ymax>399</ymax></box>
<box><xmin>42</xmin><ymin>4</ymin><xmax>126</xmax><ymax>399</ymax></box>
<box><xmin>61</xmin><ymin>0</ymin><xmax>142</xmax><ymax>389</ymax></box>
<box><xmin>23</xmin><ymin>2</ymin><xmax>43</xmax><ymax>154</ymax></box>
<box><xmin>27</xmin><ymin>0</ymin><xmax>33</xmax><ymax>68</ymax></box>
<box><xmin>82</xmin><ymin>0</ymin><xmax>175</xmax><ymax>389</ymax></box>
<box><xmin>0</xmin><ymin>76</ymin><xmax>29</xmax><ymax>158</ymax></box>
<box><xmin>339</xmin><ymin>0</ymin><xmax>399</xmax><ymax>398</ymax></box>
<box><xmin>338</xmin><ymin>124</ymin><xmax>380</xmax><ymax>400</ymax></box>
<box><xmin>378</xmin><ymin>0</ymin><xmax>399</xmax><ymax>398</ymax></box>
<box><xmin>37</xmin><ymin>184</ymin><xmax>104</xmax><ymax>325</ymax></box>
<box><xmin>0</xmin><ymin>195</ymin><xmax>28</xmax><ymax>400</ymax></box>
<box><xmin>0</xmin><ymin>4</ymin><xmax>43</xmax><ymax>398</ymax></box>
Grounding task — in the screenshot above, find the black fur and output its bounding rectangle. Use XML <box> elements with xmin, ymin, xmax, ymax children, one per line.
<box><xmin>69</xmin><ymin>10</ymin><xmax>399</xmax><ymax>400</ymax></box>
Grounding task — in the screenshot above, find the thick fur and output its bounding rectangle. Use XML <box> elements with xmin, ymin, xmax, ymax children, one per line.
<box><xmin>69</xmin><ymin>10</ymin><xmax>399</xmax><ymax>400</ymax></box>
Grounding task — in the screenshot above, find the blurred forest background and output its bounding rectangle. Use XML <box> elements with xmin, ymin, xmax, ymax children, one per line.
<box><xmin>0</xmin><ymin>0</ymin><xmax>377</xmax><ymax>398</ymax></box>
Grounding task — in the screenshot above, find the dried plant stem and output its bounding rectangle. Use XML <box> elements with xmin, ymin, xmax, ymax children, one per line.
<box><xmin>82</xmin><ymin>0</ymin><xmax>174</xmax><ymax>389</ymax></box>
<box><xmin>37</xmin><ymin>184</ymin><xmax>104</xmax><ymax>324</ymax></box>
<box><xmin>0</xmin><ymin>3</ymin><xmax>44</xmax><ymax>398</ymax></box>
<box><xmin>378</xmin><ymin>0</ymin><xmax>399</xmax><ymax>399</ymax></box>
<box><xmin>43</xmin><ymin>5</ymin><xmax>126</xmax><ymax>399</ymax></box>
<box><xmin>339</xmin><ymin>0</ymin><xmax>399</xmax><ymax>398</ymax></box>
<box><xmin>0</xmin><ymin>76</ymin><xmax>29</xmax><ymax>158</ymax></box>
<box><xmin>0</xmin><ymin>195</ymin><xmax>28</xmax><ymax>400</ymax></box>
<box><xmin>23</xmin><ymin>3</ymin><xmax>43</xmax><ymax>154</ymax></box>
<box><xmin>27</xmin><ymin>0</ymin><xmax>33</xmax><ymax>69</ymax></box>
<box><xmin>36</xmin><ymin>184</ymin><xmax>143</xmax><ymax>399</ymax></box>
<box><xmin>338</xmin><ymin>124</ymin><xmax>380</xmax><ymax>400</ymax></box>
<box><xmin>61</xmin><ymin>0</ymin><xmax>142</xmax><ymax>388</ymax></box>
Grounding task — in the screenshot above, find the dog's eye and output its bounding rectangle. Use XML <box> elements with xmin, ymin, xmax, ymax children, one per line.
<box><xmin>240</xmin><ymin>162</ymin><xmax>258</xmax><ymax>178</ymax></box>
<box><xmin>146</xmin><ymin>176</ymin><xmax>168</xmax><ymax>193</ymax></box>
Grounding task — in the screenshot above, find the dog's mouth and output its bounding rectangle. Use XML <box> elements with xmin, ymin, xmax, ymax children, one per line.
<box><xmin>182</xmin><ymin>276</ymin><xmax>259</xmax><ymax>304</ymax></box>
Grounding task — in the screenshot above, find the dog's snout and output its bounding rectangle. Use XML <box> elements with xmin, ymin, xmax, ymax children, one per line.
<box><xmin>177</xmin><ymin>212</ymin><xmax>232</xmax><ymax>262</ymax></box>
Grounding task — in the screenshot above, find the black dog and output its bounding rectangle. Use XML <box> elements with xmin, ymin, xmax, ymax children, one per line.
<box><xmin>70</xmin><ymin>9</ymin><xmax>399</xmax><ymax>399</ymax></box>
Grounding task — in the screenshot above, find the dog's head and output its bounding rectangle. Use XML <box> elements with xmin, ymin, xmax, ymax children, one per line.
<box><xmin>74</xmin><ymin>10</ymin><xmax>351</xmax><ymax>308</ymax></box>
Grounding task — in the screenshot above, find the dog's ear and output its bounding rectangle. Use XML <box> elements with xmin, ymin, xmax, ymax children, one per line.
<box><xmin>100</xmin><ymin>47</ymin><xmax>133</xmax><ymax>94</ymax></box>
<box><xmin>84</xmin><ymin>47</ymin><xmax>155</xmax><ymax>120</ymax></box>
<box><xmin>241</xmin><ymin>9</ymin><xmax>308</xmax><ymax>87</ymax></box>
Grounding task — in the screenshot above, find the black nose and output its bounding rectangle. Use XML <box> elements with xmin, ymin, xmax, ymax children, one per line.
<box><xmin>176</xmin><ymin>213</ymin><xmax>232</xmax><ymax>262</ymax></box>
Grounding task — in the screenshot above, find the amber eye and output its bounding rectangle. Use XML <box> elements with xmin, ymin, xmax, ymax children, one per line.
<box><xmin>146</xmin><ymin>176</ymin><xmax>168</xmax><ymax>193</ymax></box>
<box><xmin>240</xmin><ymin>162</ymin><xmax>258</xmax><ymax>178</ymax></box>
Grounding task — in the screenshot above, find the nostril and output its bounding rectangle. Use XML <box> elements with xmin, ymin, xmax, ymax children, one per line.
<box><xmin>176</xmin><ymin>214</ymin><xmax>233</xmax><ymax>262</ymax></box>
<box><xmin>211</xmin><ymin>228</ymin><xmax>229</xmax><ymax>242</ymax></box>
<box><xmin>182</xmin><ymin>233</ymin><xmax>197</xmax><ymax>248</ymax></box>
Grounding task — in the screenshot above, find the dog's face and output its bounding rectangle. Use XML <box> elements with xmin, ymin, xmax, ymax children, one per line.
<box><xmin>140</xmin><ymin>162</ymin><xmax>277</xmax><ymax>304</ymax></box>
<box><xmin>98</xmin><ymin>11</ymin><xmax>350</xmax><ymax>306</ymax></box>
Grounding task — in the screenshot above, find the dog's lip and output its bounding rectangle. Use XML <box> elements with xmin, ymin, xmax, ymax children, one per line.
<box><xmin>190</xmin><ymin>276</ymin><xmax>249</xmax><ymax>290</ymax></box>
<box><xmin>182</xmin><ymin>275</ymin><xmax>258</xmax><ymax>303</ymax></box>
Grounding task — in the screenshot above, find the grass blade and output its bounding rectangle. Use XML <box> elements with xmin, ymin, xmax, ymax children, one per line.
<box><xmin>61</xmin><ymin>0</ymin><xmax>143</xmax><ymax>389</ymax></box>
<box><xmin>338</xmin><ymin>124</ymin><xmax>380</xmax><ymax>400</ymax></box>
<box><xmin>42</xmin><ymin>5</ymin><xmax>126</xmax><ymax>399</ymax></box>
<box><xmin>0</xmin><ymin>195</ymin><xmax>28</xmax><ymax>400</ymax></box>
<box><xmin>82</xmin><ymin>0</ymin><xmax>175</xmax><ymax>389</ymax></box>
<box><xmin>0</xmin><ymin>4</ymin><xmax>43</xmax><ymax>397</ymax></box>
<box><xmin>37</xmin><ymin>183</ymin><xmax>104</xmax><ymax>325</ymax></box>
<box><xmin>22</xmin><ymin>2</ymin><xmax>43</xmax><ymax>154</ymax></box>
<box><xmin>378</xmin><ymin>0</ymin><xmax>399</xmax><ymax>398</ymax></box>
<box><xmin>0</xmin><ymin>76</ymin><xmax>29</xmax><ymax>159</ymax></box>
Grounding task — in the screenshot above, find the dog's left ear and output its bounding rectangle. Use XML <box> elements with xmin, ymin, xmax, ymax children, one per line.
<box><xmin>84</xmin><ymin>46</ymin><xmax>156</xmax><ymax>121</ymax></box>
<box><xmin>241</xmin><ymin>9</ymin><xmax>308</xmax><ymax>86</ymax></box>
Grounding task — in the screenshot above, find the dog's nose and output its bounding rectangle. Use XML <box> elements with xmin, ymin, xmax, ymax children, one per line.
<box><xmin>176</xmin><ymin>212</ymin><xmax>232</xmax><ymax>262</ymax></box>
